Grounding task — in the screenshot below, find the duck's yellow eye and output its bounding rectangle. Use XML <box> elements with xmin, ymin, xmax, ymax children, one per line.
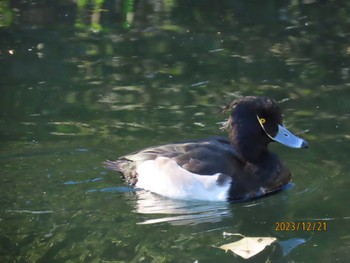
<box><xmin>259</xmin><ymin>118</ymin><xmax>266</xmax><ymax>124</ymax></box>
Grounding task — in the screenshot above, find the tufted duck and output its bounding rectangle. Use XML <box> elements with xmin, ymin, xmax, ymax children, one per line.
<box><xmin>104</xmin><ymin>96</ymin><xmax>308</xmax><ymax>202</ymax></box>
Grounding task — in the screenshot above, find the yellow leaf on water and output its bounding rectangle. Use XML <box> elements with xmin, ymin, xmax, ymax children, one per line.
<box><xmin>219</xmin><ymin>234</ymin><xmax>276</xmax><ymax>259</ymax></box>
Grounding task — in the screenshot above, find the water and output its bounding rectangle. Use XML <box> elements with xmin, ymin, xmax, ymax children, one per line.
<box><xmin>1</xmin><ymin>1</ymin><xmax>350</xmax><ymax>262</ymax></box>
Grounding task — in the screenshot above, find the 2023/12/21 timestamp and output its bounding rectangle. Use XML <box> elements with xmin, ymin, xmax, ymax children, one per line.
<box><xmin>275</xmin><ymin>221</ymin><xmax>327</xmax><ymax>231</ymax></box>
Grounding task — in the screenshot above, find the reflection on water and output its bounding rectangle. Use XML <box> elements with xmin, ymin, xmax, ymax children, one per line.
<box><xmin>279</xmin><ymin>237</ymin><xmax>309</xmax><ymax>256</ymax></box>
<box><xmin>133</xmin><ymin>190</ymin><xmax>231</xmax><ymax>225</ymax></box>
<box><xmin>5</xmin><ymin>209</ymin><xmax>53</xmax><ymax>215</ymax></box>
<box><xmin>64</xmin><ymin>177</ymin><xmax>103</xmax><ymax>185</ymax></box>
<box><xmin>1</xmin><ymin>0</ymin><xmax>350</xmax><ymax>262</ymax></box>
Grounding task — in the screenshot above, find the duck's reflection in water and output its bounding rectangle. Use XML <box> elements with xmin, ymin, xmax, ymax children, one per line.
<box><xmin>134</xmin><ymin>190</ymin><xmax>231</xmax><ymax>225</ymax></box>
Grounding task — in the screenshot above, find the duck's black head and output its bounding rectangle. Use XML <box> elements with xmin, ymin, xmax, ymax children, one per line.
<box><xmin>223</xmin><ymin>96</ymin><xmax>308</xmax><ymax>163</ymax></box>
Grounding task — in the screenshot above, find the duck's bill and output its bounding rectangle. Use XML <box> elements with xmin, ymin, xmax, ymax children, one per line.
<box><xmin>272</xmin><ymin>124</ymin><xmax>308</xmax><ymax>149</ymax></box>
<box><xmin>257</xmin><ymin>116</ymin><xmax>308</xmax><ymax>148</ymax></box>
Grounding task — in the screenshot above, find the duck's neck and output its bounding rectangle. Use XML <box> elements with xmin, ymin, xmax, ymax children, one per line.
<box><xmin>237</xmin><ymin>141</ymin><xmax>269</xmax><ymax>164</ymax></box>
<box><xmin>229</xmin><ymin>127</ymin><xmax>270</xmax><ymax>164</ymax></box>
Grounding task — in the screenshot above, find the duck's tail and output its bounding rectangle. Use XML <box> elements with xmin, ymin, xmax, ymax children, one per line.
<box><xmin>103</xmin><ymin>160</ymin><xmax>126</xmax><ymax>171</ymax></box>
<box><xmin>103</xmin><ymin>159</ymin><xmax>138</xmax><ymax>186</ymax></box>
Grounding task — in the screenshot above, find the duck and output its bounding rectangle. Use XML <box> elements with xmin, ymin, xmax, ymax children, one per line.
<box><xmin>104</xmin><ymin>96</ymin><xmax>308</xmax><ymax>202</ymax></box>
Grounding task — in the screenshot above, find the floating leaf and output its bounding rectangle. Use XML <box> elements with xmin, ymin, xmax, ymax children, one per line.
<box><xmin>219</xmin><ymin>233</ymin><xmax>276</xmax><ymax>259</ymax></box>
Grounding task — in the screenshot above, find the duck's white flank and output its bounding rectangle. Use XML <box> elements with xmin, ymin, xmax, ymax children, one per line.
<box><xmin>135</xmin><ymin>157</ymin><xmax>231</xmax><ymax>201</ymax></box>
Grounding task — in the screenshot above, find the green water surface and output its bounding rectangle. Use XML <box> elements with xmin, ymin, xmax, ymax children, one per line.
<box><xmin>1</xmin><ymin>1</ymin><xmax>350</xmax><ymax>262</ymax></box>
